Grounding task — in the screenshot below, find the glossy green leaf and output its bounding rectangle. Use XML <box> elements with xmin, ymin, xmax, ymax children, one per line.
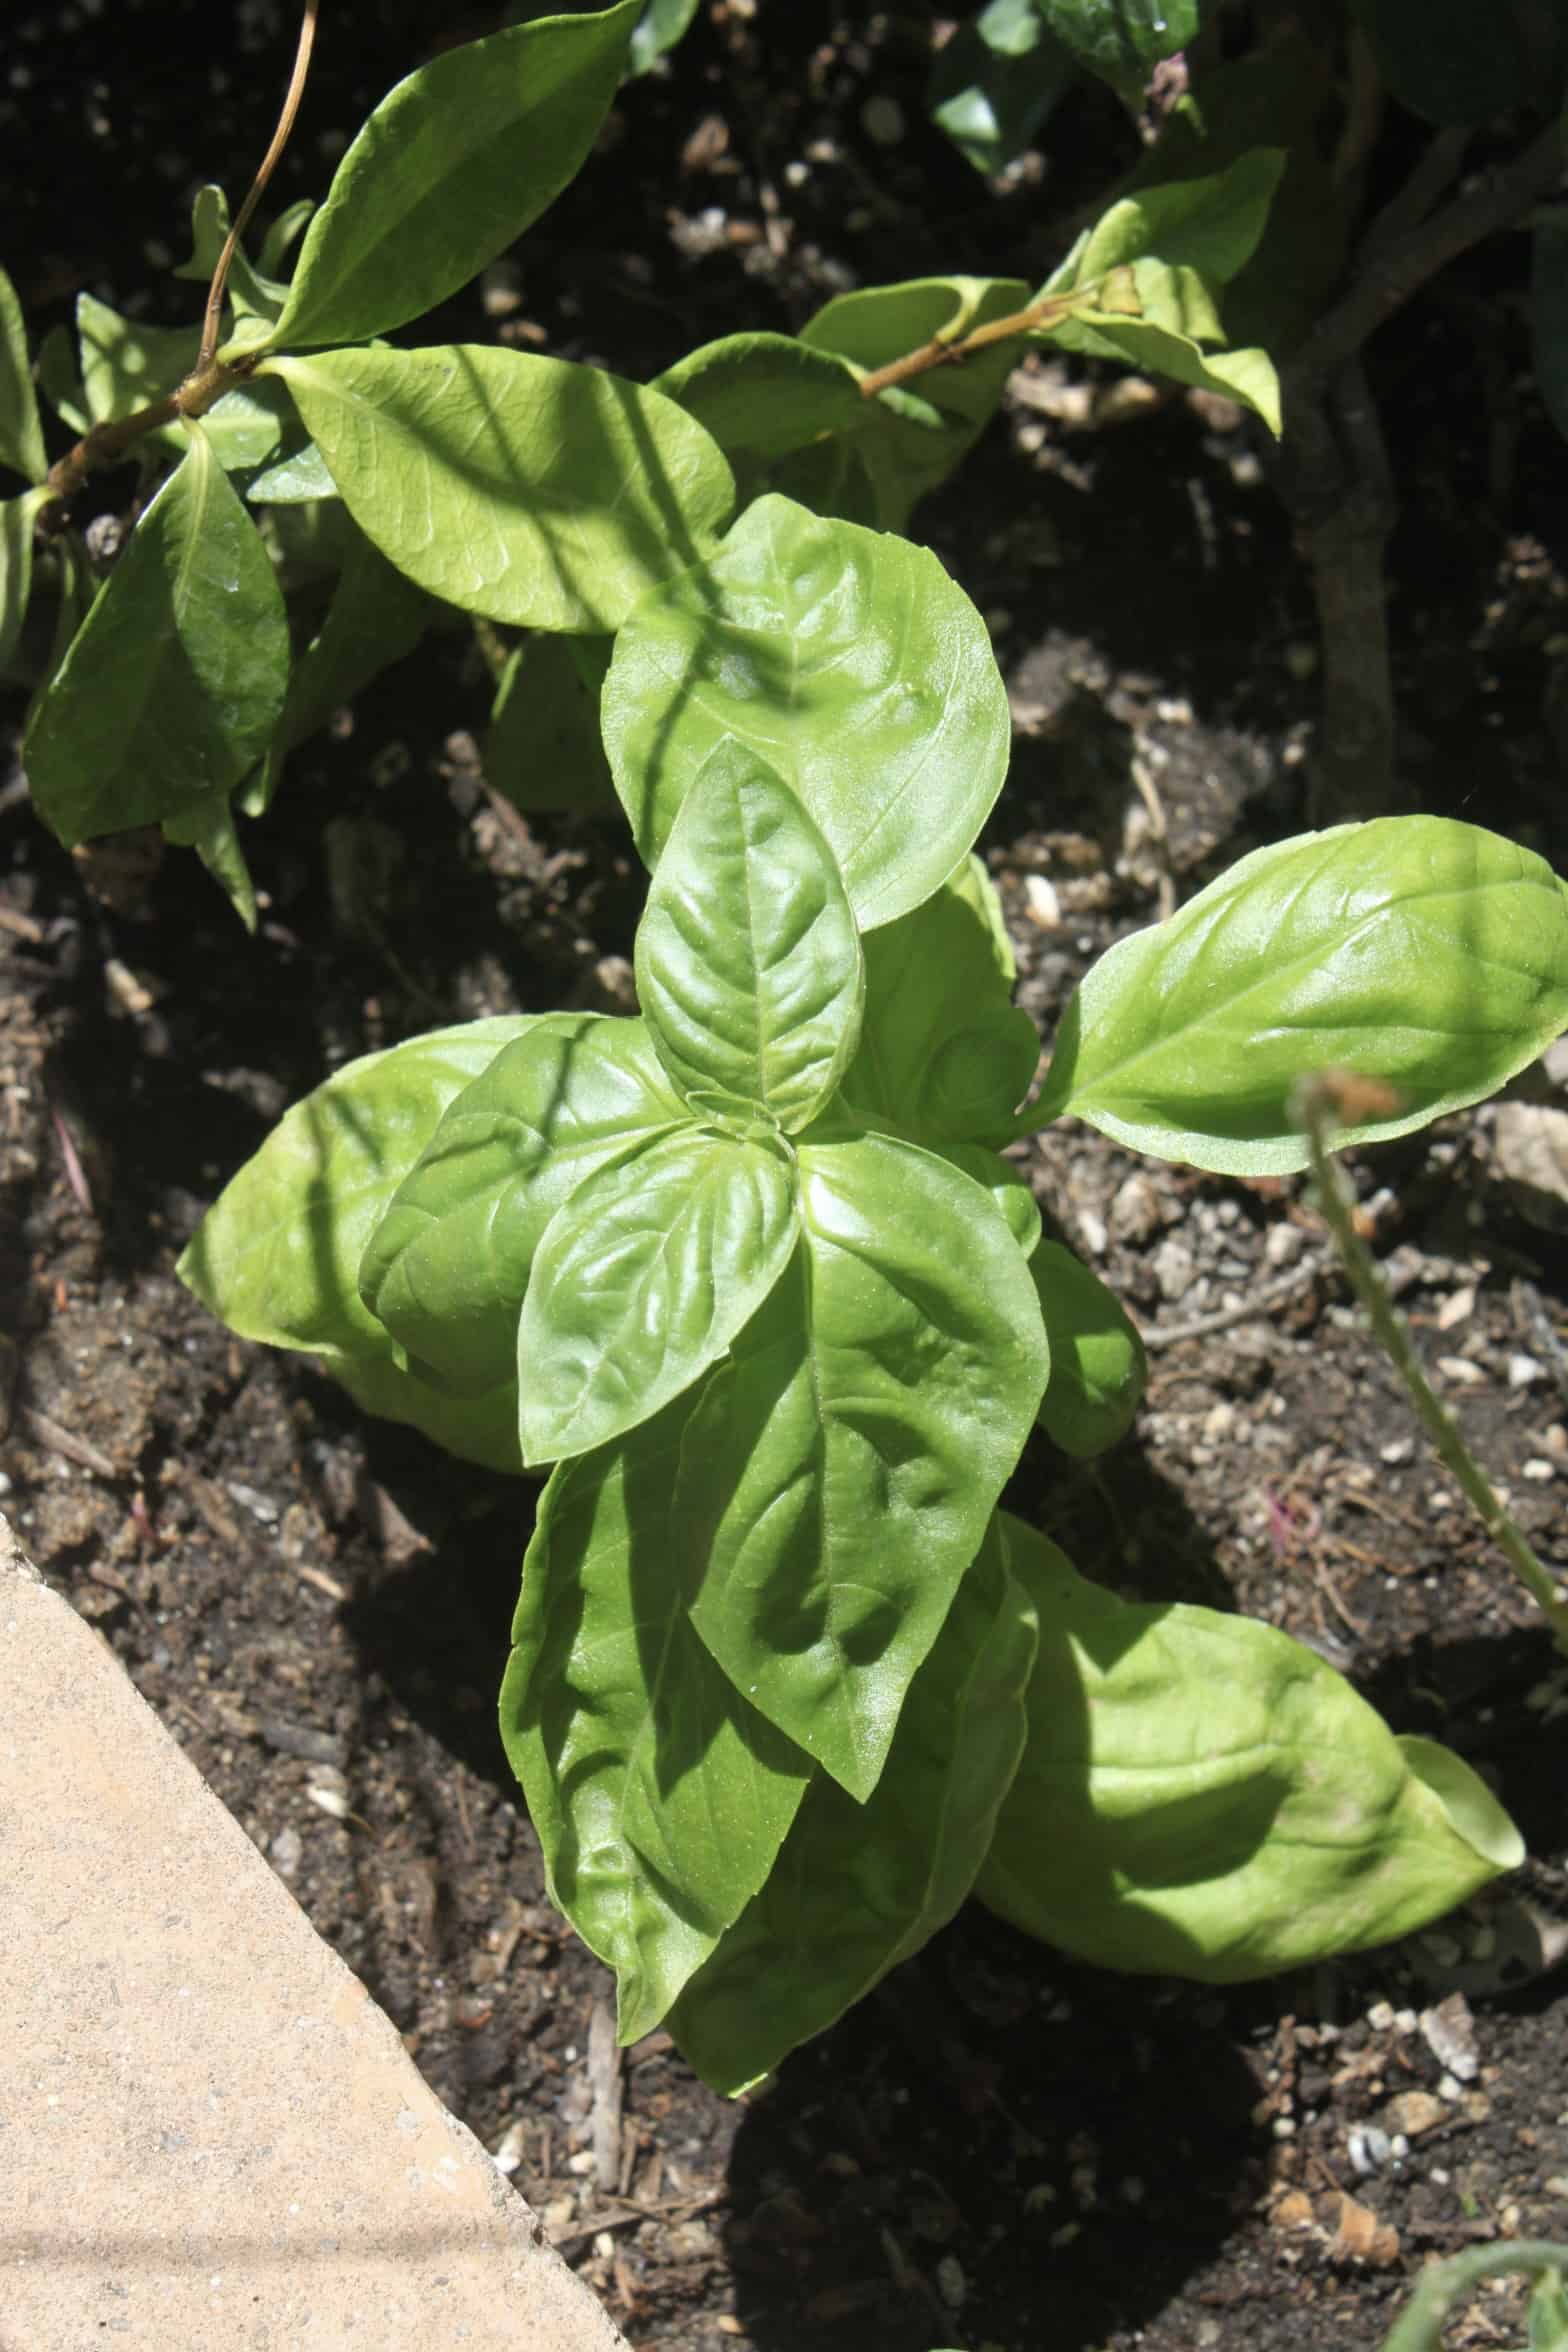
<box><xmin>0</xmin><ymin>266</ymin><xmax>46</xmax><ymax>484</ymax></box>
<box><xmin>171</xmin><ymin>183</ymin><xmax>286</xmax><ymax>321</ymax></box>
<box><xmin>0</xmin><ymin>488</ymin><xmax>46</xmax><ymax>677</ymax></box>
<box><xmin>682</xmin><ymin>1135</ymin><xmax>1049</xmax><ymax>1799</ymax></box>
<box><xmin>928</xmin><ymin>0</ymin><xmax>1077</xmax><ymax>176</ymax></box>
<box><xmin>636</xmin><ymin>739</ymin><xmax>864</xmax><ymax>1128</ymax></box>
<box><xmin>603</xmin><ymin>494</ymin><xmax>1011</xmax><ymax>929</ymax></box>
<box><xmin>246</xmin><ymin>437</ymin><xmax>337</xmax><ymax>504</ymax></box>
<box><xmin>518</xmin><ymin>1127</ymin><xmax>799</xmax><ymax>1463</ymax></box>
<box><xmin>941</xmin><ymin>1144</ymin><xmax>1042</xmax><ymax>1259</ymax></box>
<box><xmin>1036</xmin><ymin>818</ymin><xmax>1568</xmax><ymax>1176</ymax></box>
<box><xmin>841</xmin><ymin>857</ymin><xmax>1039</xmax><ymax>1146</ymax></box>
<box><xmin>1031</xmin><ymin>1239</ymin><xmax>1145</xmax><ymax>1457</ymax></box>
<box><xmin>1533</xmin><ymin>213</ymin><xmax>1568</xmax><ymax>446</ymax></box>
<box><xmin>501</xmin><ymin>1402</ymin><xmax>812</xmax><ymax>2041</ymax></box>
<box><xmin>255</xmin><ymin>523</ymin><xmax>430</xmax><ymax>811</ymax></box>
<box><xmin>1038</xmin><ymin>0</ymin><xmax>1197</xmax><ymax>104</ymax></box>
<box><xmin>24</xmin><ymin>427</ymin><xmax>290</xmax><ymax>846</ymax></box>
<box><xmin>332</xmin><ymin>1347</ymin><xmax>523</xmax><ymax>1473</ymax></box>
<box><xmin>652</xmin><ymin>333</ymin><xmax>866</xmax><ymax>476</ymax></box>
<box><xmin>1041</xmin><ymin>294</ymin><xmax>1281</xmax><ymax>433</ymax></box>
<box><xmin>671</xmin><ymin>1515</ymin><xmax>1038</xmax><ymax>2094</ymax></box>
<box><xmin>1345</xmin><ymin>0</ymin><xmax>1548</xmax><ymax>126</ymax></box>
<box><xmin>1073</xmin><ymin>150</ymin><xmax>1285</xmax><ymax>288</ymax></box>
<box><xmin>628</xmin><ymin>0</ymin><xmax>702</xmax><ymax>73</ymax></box>
<box><xmin>178</xmin><ymin>1017</ymin><xmax>535</xmax><ymax>1469</ymax></box>
<box><xmin>360</xmin><ymin>1015</ymin><xmax>691</xmax><ymax>1394</ymax></box>
<box><xmin>267</xmin><ymin>1</ymin><xmax>640</xmax><ymax>350</ymax></box>
<box><xmin>269</xmin><ymin>345</ymin><xmax>734</xmax><ymax>631</ymax></box>
<box><xmin>486</xmin><ymin>632</ymin><xmax>618</xmax><ymax>814</ymax></box>
<box><xmin>979</xmin><ymin>1518</ymin><xmax>1524</xmax><ymax>1979</ymax></box>
<box><xmin>162</xmin><ymin>793</ymin><xmax>258</xmax><ymax>931</ymax></box>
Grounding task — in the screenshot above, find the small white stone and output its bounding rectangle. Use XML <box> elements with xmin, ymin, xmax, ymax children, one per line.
<box><xmin>1379</xmin><ymin>1438</ymin><xmax>1414</xmax><ymax>1466</ymax></box>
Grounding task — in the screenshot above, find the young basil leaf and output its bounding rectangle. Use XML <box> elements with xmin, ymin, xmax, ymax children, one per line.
<box><xmin>500</xmin><ymin>1402</ymin><xmax>813</xmax><ymax>2041</ymax></box>
<box><xmin>268</xmin><ymin>346</ymin><xmax>734</xmax><ymax>632</ymax></box>
<box><xmin>636</xmin><ymin>738</ymin><xmax>864</xmax><ymax>1129</ymax></box>
<box><xmin>683</xmin><ymin>1134</ymin><xmax>1049</xmax><ymax>1800</ymax></box>
<box><xmin>254</xmin><ymin>523</ymin><xmax>431</xmax><ymax>812</ymax></box>
<box><xmin>25</xmin><ymin>427</ymin><xmax>290</xmax><ymax>846</ymax></box>
<box><xmin>360</xmin><ymin>1015</ymin><xmax>691</xmax><ymax>1394</ymax></box>
<box><xmin>1031</xmin><ymin>1239</ymin><xmax>1146</xmax><ymax>1458</ymax></box>
<box><xmin>179</xmin><ymin>1015</ymin><xmax>536</xmax><ymax>1467</ymax></box>
<box><xmin>840</xmin><ymin>856</ymin><xmax>1039</xmax><ymax>1146</ymax></box>
<box><xmin>670</xmin><ymin>1513</ymin><xmax>1038</xmax><ymax>2094</ymax></box>
<box><xmin>979</xmin><ymin>1517</ymin><xmax>1524</xmax><ymax>1980</ymax></box>
<box><xmin>486</xmin><ymin>632</ymin><xmax>619</xmax><ymax>815</ymax></box>
<box><xmin>517</xmin><ymin>1127</ymin><xmax>799</xmax><ymax>1464</ymax></box>
<box><xmin>0</xmin><ymin>489</ymin><xmax>47</xmax><ymax>678</ymax></box>
<box><xmin>1073</xmin><ymin>151</ymin><xmax>1286</xmax><ymax>289</ymax></box>
<box><xmin>938</xmin><ymin>1144</ymin><xmax>1042</xmax><ymax>1259</ymax></box>
<box><xmin>266</xmin><ymin>1</ymin><xmax>641</xmax><ymax>351</ymax></box>
<box><xmin>0</xmin><ymin>266</ymin><xmax>47</xmax><ymax>485</ymax></box>
<box><xmin>603</xmin><ymin>493</ymin><xmax>1010</xmax><ymax>929</ymax></box>
<box><xmin>1038</xmin><ymin>818</ymin><xmax>1568</xmax><ymax>1177</ymax></box>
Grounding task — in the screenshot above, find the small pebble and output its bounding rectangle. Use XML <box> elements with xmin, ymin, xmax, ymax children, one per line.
<box><xmin>269</xmin><ymin>1825</ymin><xmax>303</xmax><ymax>1879</ymax></box>
<box><xmin>936</xmin><ymin>2255</ymin><xmax>966</xmax><ymax>2310</ymax></box>
<box><xmin>1509</xmin><ymin>1353</ymin><xmax>1545</xmax><ymax>1387</ymax></box>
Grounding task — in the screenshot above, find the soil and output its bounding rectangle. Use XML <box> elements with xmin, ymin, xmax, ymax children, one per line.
<box><xmin>6</xmin><ymin>8</ymin><xmax>1568</xmax><ymax>2350</ymax></box>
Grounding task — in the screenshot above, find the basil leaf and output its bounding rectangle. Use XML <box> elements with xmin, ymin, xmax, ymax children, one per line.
<box><xmin>670</xmin><ymin>1514</ymin><xmax>1038</xmax><ymax>2094</ymax></box>
<box><xmin>682</xmin><ymin>1134</ymin><xmax>1048</xmax><ymax>1800</ymax></box>
<box><xmin>604</xmin><ymin>493</ymin><xmax>1010</xmax><ymax>929</ymax></box>
<box><xmin>1039</xmin><ymin>817</ymin><xmax>1568</xmax><ymax>1176</ymax></box>
<box><xmin>25</xmin><ymin>428</ymin><xmax>290</xmax><ymax>846</ymax></box>
<box><xmin>267</xmin><ymin>1</ymin><xmax>641</xmax><ymax>350</ymax></box>
<box><xmin>360</xmin><ymin>1015</ymin><xmax>690</xmax><ymax>1393</ymax></box>
<box><xmin>500</xmin><ymin>1403</ymin><xmax>813</xmax><ymax>2041</ymax></box>
<box><xmin>269</xmin><ymin>345</ymin><xmax>734</xmax><ymax>631</ymax></box>
<box><xmin>518</xmin><ymin>1127</ymin><xmax>798</xmax><ymax>1464</ymax></box>
<box><xmin>636</xmin><ymin>738</ymin><xmax>863</xmax><ymax>1129</ymax></box>
<box><xmin>979</xmin><ymin>1517</ymin><xmax>1524</xmax><ymax>1979</ymax></box>
<box><xmin>1032</xmin><ymin>1239</ymin><xmax>1146</xmax><ymax>1458</ymax></box>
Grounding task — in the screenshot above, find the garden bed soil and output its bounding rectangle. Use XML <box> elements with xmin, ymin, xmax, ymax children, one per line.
<box><xmin>6</xmin><ymin>7</ymin><xmax>1568</xmax><ymax>2347</ymax></box>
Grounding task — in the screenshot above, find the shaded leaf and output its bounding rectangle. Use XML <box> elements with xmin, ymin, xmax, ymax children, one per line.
<box><xmin>500</xmin><ymin>1401</ymin><xmax>812</xmax><ymax>2041</ymax></box>
<box><xmin>171</xmin><ymin>182</ymin><xmax>287</xmax><ymax>321</ymax></box>
<box><xmin>178</xmin><ymin>1017</ymin><xmax>535</xmax><ymax>1470</ymax></box>
<box><xmin>1036</xmin><ymin>818</ymin><xmax>1568</xmax><ymax>1176</ymax></box>
<box><xmin>254</xmin><ymin>522</ymin><xmax>431</xmax><ymax>810</ymax></box>
<box><xmin>162</xmin><ymin>793</ymin><xmax>258</xmax><ymax>931</ymax></box>
<box><xmin>518</xmin><ymin>1127</ymin><xmax>799</xmax><ymax>1463</ymax></box>
<box><xmin>360</xmin><ymin>1015</ymin><xmax>690</xmax><ymax>1394</ymax></box>
<box><xmin>928</xmin><ymin>0</ymin><xmax>1077</xmax><ymax>175</ymax></box>
<box><xmin>270</xmin><ymin>344</ymin><xmax>734</xmax><ymax>630</ymax></box>
<box><xmin>268</xmin><ymin>0</ymin><xmax>640</xmax><ymax>349</ymax></box>
<box><xmin>1038</xmin><ymin>0</ymin><xmax>1197</xmax><ymax>105</ymax></box>
<box><xmin>979</xmin><ymin>1518</ymin><xmax>1524</xmax><ymax>1978</ymax></box>
<box><xmin>671</xmin><ymin>1515</ymin><xmax>1038</xmax><ymax>2093</ymax></box>
<box><xmin>0</xmin><ymin>265</ymin><xmax>47</xmax><ymax>484</ymax></box>
<box><xmin>1031</xmin><ymin>1239</ymin><xmax>1146</xmax><ymax>1457</ymax></box>
<box><xmin>1073</xmin><ymin>149</ymin><xmax>1285</xmax><ymax>287</ymax></box>
<box><xmin>0</xmin><ymin>488</ymin><xmax>47</xmax><ymax>677</ymax></box>
<box><xmin>628</xmin><ymin>0</ymin><xmax>702</xmax><ymax>73</ymax></box>
<box><xmin>1345</xmin><ymin>0</ymin><xmax>1550</xmax><ymax>125</ymax></box>
<box><xmin>683</xmin><ymin>1135</ymin><xmax>1048</xmax><ymax>1799</ymax></box>
<box><xmin>76</xmin><ymin>294</ymin><xmax>286</xmax><ymax>469</ymax></box>
<box><xmin>636</xmin><ymin>738</ymin><xmax>864</xmax><ymax>1129</ymax></box>
<box><xmin>603</xmin><ymin>493</ymin><xmax>1010</xmax><ymax>928</ymax></box>
<box><xmin>486</xmin><ymin>631</ymin><xmax>618</xmax><ymax>814</ymax></box>
<box><xmin>1533</xmin><ymin>211</ymin><xmax>1568</xmax><ymax>445</ymax></box>
<box><xmin>25</xmin><ymin>427</ymin><xmax>290</xmax><ymax>845</ymax></box>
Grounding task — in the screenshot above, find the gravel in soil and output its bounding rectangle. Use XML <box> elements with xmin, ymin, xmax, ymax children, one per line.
<box><xmin>7</xmin><ymin>7</ymin><xmax>1568</xmax><ymax>2347</ymax></box>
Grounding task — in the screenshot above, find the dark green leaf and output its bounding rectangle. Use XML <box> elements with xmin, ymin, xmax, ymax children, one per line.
<box><xmin>360</xmin><ymin>1015</ymin><xmax>691</xmax><ymax>1394</ymax></box>
<box><xmin>928</xmin><ymin>0</ymin><xmax>1078</xmax><ymax>175</ymax></box>
<box><xmin>0</xmin><ymin>265</ymin><xmax>46</xmax><ymax>484</ymax></box>
<box><xmin>25</xmin><ymin>427</ymin><xmax>290</xmax><ymax>846</ymax></box>
<box><xmin>486</xmin><ymin>632</ymin><xmax>619</xmax><ymax>814</ymax></box>
<box><xmin>1036</xmin><ymin>818</ymin><xmax>1568</xmax><ymax>1176</ymax></box>
<box><xmin>1345</xmin><ymin>0</ymin><xmax>1549</xmax><ymax>125</ymax></box>
<box><xmin>0</xmin><ymin>488</ymin><xmax>46</xmax><ymax>677</ymax></box>
<box><xmin>255</xmin><ymin>523</ymin><xmax>430</xmax><ymax>811</ymax></box>
<box><xmin>1031</xmin><ymin>1239</ymin><xmax>1146</xmax><ymax>1457</ymax></box>
<box><xmin>670</xmin><ymin>1516</ymin><xmax>1038</xmax><ymax>2093</ymax></box>
<box><xmin>267</xmin><ymin>0</ymin><xmax>641</xmax><ymax>349</ymax></box>
<box><xmin>636</xmin><ymin>739</ymin><xmax>864</xmax><ymax>1129</ymax></box>
<box><xmin>161</xmin><ymin>793</ymin><xmax>258</xmax><ymax>930</ymax></box>
<box><xmin>603</xmin><ymin>493</ymin><xmax>1011</xmax><ymax>928</ymax></box>
<box><xmin>501</xmin><ymin>1403</ymin><xmax>813</xmax><ymax>2040</ymax></box>
<box><xmin>840</xmin><ymin>856</ymin><xmax>1039</xmax><ymax>1145</ymax></box>
<box><xmin>1038</xmin><ymin>0</ymin><xmax>1198</xmax><ymax>105</ymax></box>
<box><xmin>75</xmin><ymin>293</ymin><xmax>286</xmax><ymax>468</ymax></box>
<box><xmin>518</xmin><ymin>1127</ymin><xmax>799</xmax><ymax>1462</ymax></box>
<box><xmin>683</xmin><ymin>1135</ymin><xmax>1049</xmax><ymax>1798</ymax></box>
<box><xmin>979</xmin><ymin>1517</ymin><xmax>1524</xmax><ymax>1978</ymax></box>
<box><xmin>178</xmin><ymin>1016</ymin><xmax>536</xmax><ymax>1469</ymax></box>
<box><xmin>270</xmin><ymin>344</ymin><xmax>734</xmax><ymax>630</ymax></box>
<box><xmin>37</xmin><ymin>324</ymin><xmax>88</xmax><ymax>436</ymax></box>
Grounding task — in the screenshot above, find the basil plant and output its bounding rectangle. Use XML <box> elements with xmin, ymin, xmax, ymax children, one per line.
<box><xmin>182</xmin><ymin>489</ymin><xmax>1566</xmax><ymax>2093</ymax></box>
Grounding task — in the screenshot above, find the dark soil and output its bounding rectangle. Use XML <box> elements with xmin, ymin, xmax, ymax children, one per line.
<box><xmin>6</xmin><ymin>8</ymin><xmax>1568</xmax><ymax>2349</ymax></box>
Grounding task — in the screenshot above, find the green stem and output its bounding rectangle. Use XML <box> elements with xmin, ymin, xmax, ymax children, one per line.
<box><xmin>1379</xmin><ymin>2241</ymin><xmax>1568</xmax><ymax>2352</ymax></box>
<box><xmin>1295</xmin><ymin>1077</ymin><xmax>1568</xmax><ymax>1659</ymax></box>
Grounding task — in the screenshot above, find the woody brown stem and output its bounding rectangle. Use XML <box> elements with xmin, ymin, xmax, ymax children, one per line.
<box><xmin>857</xmin><ymin>289</ymin><xmax>1090</xmax><ymax>400</ymax></box>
